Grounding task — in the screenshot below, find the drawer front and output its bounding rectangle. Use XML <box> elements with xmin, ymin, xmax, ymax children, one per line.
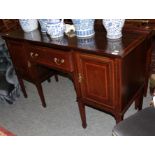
<box><xmin>29</xmin><ymin>45</ymin><xmax>74</xmax><ymax>72</ymax></box>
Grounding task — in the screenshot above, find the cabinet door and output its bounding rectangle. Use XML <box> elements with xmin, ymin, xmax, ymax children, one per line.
<box><xmin>6</xmin><ymin>40</ymin><xmax>29</xmax><ymax>74</ymax></box>
<box><xmin>76</xmin><ymin>53</ymin><xmax>115</xmax><ymax>110</ymax></box>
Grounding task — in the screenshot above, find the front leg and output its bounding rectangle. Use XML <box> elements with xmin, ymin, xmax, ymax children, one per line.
<box><xmin>77</xmin><ymin>101</ymin><xmax>87</xmax><ymax>128</ymax></box>
<box><xmin>135</xmin><ymin>89</ymin><xmax>144</xmax><ymax>111</ymax></box>
<box><xmin>115</xmin><ymin>113</ymin><xmax>124</xmax><ymax>124</ymax></box>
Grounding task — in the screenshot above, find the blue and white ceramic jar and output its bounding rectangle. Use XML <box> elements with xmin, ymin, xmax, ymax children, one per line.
<box><xmin>46</xmin><ymin>19</ymin><xmax>65</xmax><ymax>39</ymax></box>
<box><xmin>19</xmin><ymin>19</ymin><xmax>38</xmax><ymax>33</ymax></box>
<box><xmin>72</xmin><ymin>19</ymin><xmax>95</xmax><ymax>38</ymax></box>
<box><xmin>103</xmin><ymin>19</ymin><xmax>125</xmax><ymax>39</ymax></box>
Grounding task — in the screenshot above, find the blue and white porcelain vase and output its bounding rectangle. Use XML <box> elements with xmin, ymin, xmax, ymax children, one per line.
<box><xmin>19</xmin><ymin>19</ymin><xmax>38</xmax><ymax>33</ymax></box>
<box><xmin>46</xmin><ymin>19</ymin><xmax>65</xmax><ymax>39</ymax></box>
<box><xmin>72</xmin><ymin>19</ymin><xmax>95</xmax><ymax>38</ymax></box>
<box><xmin>103</xmin><ymin>19</ymin><xmax>125</xmax><ymax>39</ymax></box>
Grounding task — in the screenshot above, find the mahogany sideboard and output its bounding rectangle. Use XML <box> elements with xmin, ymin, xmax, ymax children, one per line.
<box><xmin>1</xmin><ymin>25</ymin><xmax>152</xmax><ymax>128</ymax></box>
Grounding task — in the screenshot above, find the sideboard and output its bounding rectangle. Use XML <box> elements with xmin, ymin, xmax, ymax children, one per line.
<box><xmin>1</xmin><ymin>25</ymin><xmax>152</xmax><ymax>128</ymax></box>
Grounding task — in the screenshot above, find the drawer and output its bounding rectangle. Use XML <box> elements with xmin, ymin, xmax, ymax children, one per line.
<box><xmin>29</xmin><ymin>45</ymin><xmax>74</xmax><ymax>72</ymax></box>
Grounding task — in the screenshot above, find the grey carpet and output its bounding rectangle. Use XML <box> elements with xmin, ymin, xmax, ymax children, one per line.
<box><xmin>0</xmin><ymin>75</ymin><xmax>151</xmax><ymax>136</ymax></box>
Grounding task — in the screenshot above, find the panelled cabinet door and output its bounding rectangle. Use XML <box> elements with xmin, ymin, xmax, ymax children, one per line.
<box><xmin>76</xmin><ymin>53</ymin><xmax>115</xmax><ymax>110</ymax></box>
<box><xmin>6</xmin><ymin>40</ymin><xmax>29</xmax><ymax>73</ymax></box>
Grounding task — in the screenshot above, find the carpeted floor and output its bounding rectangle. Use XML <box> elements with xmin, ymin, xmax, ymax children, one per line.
<box><xmin>0</xmin><ymin>75</ymin><xmax>151</xmax><ymax>136</ymax></box>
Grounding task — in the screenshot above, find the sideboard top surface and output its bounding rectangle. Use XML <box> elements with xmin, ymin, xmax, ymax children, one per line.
<box><xmin>1</xmin><ymin>25</ymin><xmax>151</xmax><ymax>58</ymax></box>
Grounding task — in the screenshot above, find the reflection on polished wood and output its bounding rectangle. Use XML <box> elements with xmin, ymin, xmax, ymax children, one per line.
<box><xmin>2</xmin><ymin>24</ymin><xmax>152</xmax><ymax>128</ymax></box>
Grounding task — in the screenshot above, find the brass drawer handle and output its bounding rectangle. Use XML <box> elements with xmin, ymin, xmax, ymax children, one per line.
<box><xmin>35</xmin><ymin>53</ymin><xmax>39</xmax><ymax>57</ymax></box>
<box><xmin>54</xmin><ymin>57</ymin><xmax>65</xmax><ymax>65</ymax></box>
<box><xmin>30</xmin><ymin>52</ymin><xmax>34</xmax><ymax>57</ymax></box>
<box><xmin>78</xmin><ymin>73</ymin><xmax>83</xmax><ymax>83</ymax></box>
<box><xmin>30</xmin><ymin>52</ymin><xmax>39</xmax><ymax>58</ymax></box>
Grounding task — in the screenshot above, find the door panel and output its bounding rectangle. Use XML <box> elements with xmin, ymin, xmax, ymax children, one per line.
<box><xmin>77</xmin><ymin>54</ymin><xmax>115</xmax><ymax>109</ymax></box>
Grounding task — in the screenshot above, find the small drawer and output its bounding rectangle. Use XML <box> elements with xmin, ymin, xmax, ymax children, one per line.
<box><xmin>29</xmin><ymin>45</ymin><xmax>74</xmax><ymax>72</ymax></box>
